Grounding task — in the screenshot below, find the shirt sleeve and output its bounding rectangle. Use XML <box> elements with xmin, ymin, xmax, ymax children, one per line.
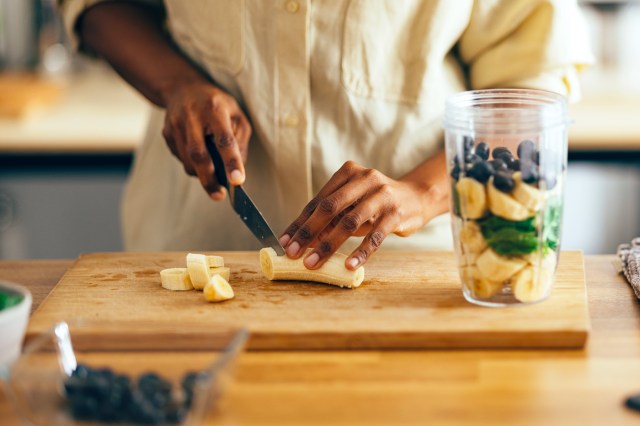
<box><xmin>57</xmin><ymin>0</ymin><xmax>164</xmax><ymax>52</ymax></box>
<box><xmin>458</xmin><ymin>0</ymin><xmax>593</xmax><ymax>102</ymax></box>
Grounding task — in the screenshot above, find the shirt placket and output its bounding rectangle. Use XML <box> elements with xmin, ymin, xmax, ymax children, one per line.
<box><xmin>275</xmin><ymin>0</ymin><xmax>312</xmax><ymax>214</ymax></box>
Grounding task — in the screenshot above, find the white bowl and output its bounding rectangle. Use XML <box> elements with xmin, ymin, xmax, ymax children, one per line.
<box><xmin>0</xmin><ymin>281</ymin><xmax>32</xmax><ymax>366</ymax></box>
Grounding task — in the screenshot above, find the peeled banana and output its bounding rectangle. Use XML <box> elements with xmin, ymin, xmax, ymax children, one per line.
<box><xmin>206</xmin><ymin>255</ymin><xmax>225</xmax><ymax>268</ymax></box>
<box><xmin>456</xmin><ymin>177</ymin><xmax>487</xmax><ymax>219</ymax></box>
<box><xmin>512</xmin><ymin>172</ymin><xmax>544</xmax><ymax>211</ymax></box>
<box><xmin>476</xmin><ymin>248</ymin><xmax>527</xmax><ymax>282</ymax></box>
<box><xmin>512</xmin><ymin>266</ymin><xmax>554</xmax><ymax>303</ymax></box>
<box><xmin>204</xmin><ymin>274</ymin><xmax>235</xmax><ymax>302</ymax></box>
<box><xmin>459</xmin><ymin>220</ymin><xmax>487</xmax><ymax>255</ymax></box>
<box><xmin>260</xmin><ymin>247</ymin><xmax>365</xmax><ymax>288</ymax></box>
<box><xmin>460</xmin><ymin>266</ymin><xmax>503</xmax><ymax>298</ymax></box>
<box><xmin>160</xmin><ymin>268</ymin><xmax>194</xmax><ymax>291</ymax></box>
<box><xmin>186</xmin><ymin>253</ymin><xmax>211</xmax><ymax>290</ymax></box>
<box><xmin>486</xmin><ymin>177</ymin><xmax>533</xmax><ymax>221</ymax></box>
<box><xmin>209</xmin><ymin>266</ymin><xmax>231</xmax><ymax>281</ymax></box>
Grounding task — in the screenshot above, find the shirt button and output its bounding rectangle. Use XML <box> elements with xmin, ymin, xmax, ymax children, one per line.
<box><xmin>285</xmin><ymin>0</ymin><xmax>300</xmax><ymax>14</ymax></box>
<box><xmin>282</xmin><ymin>114</ymin><xmax>300</xmax><ymax>127</ymax></box>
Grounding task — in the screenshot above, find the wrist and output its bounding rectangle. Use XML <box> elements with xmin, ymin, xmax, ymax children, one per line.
<box><xmin>402</xmin><ymin>178</ymin><xmax>450</xmax><ymax>223</ymax></box>
<box><xmin>158</xmin><ymin>73</ymin><xmax>211</xmax><ymax>107</ymax></box>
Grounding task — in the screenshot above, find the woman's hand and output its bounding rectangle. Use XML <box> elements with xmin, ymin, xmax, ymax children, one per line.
<box><xmin>78</xmin><ymin>2</ymin><xmax>251</xmax><ymax>200</ymax></box>
<box><xmin>162</xmin><ymin>80</ymin><xmax>252</xmax><ymax>200</ymax></box>
<box><xmin>279</xmin><ymin>159</ymin><xmax>449</xmax><ymax>271</ymax></box>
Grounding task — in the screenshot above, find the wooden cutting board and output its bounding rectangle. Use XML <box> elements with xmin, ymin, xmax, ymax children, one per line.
<box><xmin>26</xmin><ymin>251</ymin><xmax>589</xmax><ymax>350</ymax></box>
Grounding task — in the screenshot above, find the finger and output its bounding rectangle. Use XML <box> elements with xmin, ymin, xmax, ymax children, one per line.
<box><xmin>303</xmin><ymin>190</ymin><xmax>389</xmax><ymax>269</ymax></box>
<box><xmin>285</xmin><ymin>174</ymin><xmax>374</xmax><ymax>259</ymax></box>
<box><xmin>162</xmin><ymin>123</ymin><xmax>181</xmax><ymax>160</ymax></box>
<box><xmin>233</xmin><ymin>115</ymin><xmax>252</xmax><ymax>163</ymax></box>
<box><xmin>183</xmin><ymin>115</ymin><xmax>223</xmax><ymax>198</ymax></box>
<box><xmin>280</xmin><ymin>161</ymin><xmax>364</xmax><ymax>245</ymax></box>
<box><xmin>209</xmin><ymin>108</ymin><xmax>246</xmax><ymax>186</ymax></box>
<box><xmin>345</xmin><ymin>215</ymin><xmax>395</xmax><ymax>270</ymax></box>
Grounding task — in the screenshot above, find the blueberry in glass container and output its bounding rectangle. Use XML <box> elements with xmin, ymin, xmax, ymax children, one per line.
<box><xmin>467</xmin><ymin>161</ymin><xmax>494</xmax><ymax>184</ymax></box>
<box><xmin>491</xmin><ymin>146</ymin><xmax>512</xmax><ymax>160</ymax></box>
<box><xmin>493</xmin><ymin>169</ymin><xmax>515</xmax><ymax>192</ymax></box>
<box><xmin>488</xmin><ymin>158</ymin><xmax>507</xmax><ymax>171</ymax></box>
<box><xmin>517</xmin><ymin>139</ymin><xmax>535</xmax><ymax>160</ymax></box>
<box><xmin>520</xmin><ymin>160</ymin><xmax>539</xmax><ymax>184</ymax></box>
<box><xmin>474</xmin><ymin>142</ymin><xmax>490</xmax><ymax>160</ymax></box>
<box><xmin>463</xmin><ymin>135</ymin><xmax>474</xmax><ymax>154</ymax></box>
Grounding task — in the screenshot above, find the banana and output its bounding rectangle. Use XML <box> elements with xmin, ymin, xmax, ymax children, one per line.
<box><xmin>512</xmin><ymin>266</ymin><xmax>554</xmax><ymax>303</ymax></box>
<box><xmin>204</xmin><ymin>274</ymin><xmax>235</xmax><ymax>302</ymax></box>
<box><xmin>456</xmin><ymin>177</ymin><xmax>487</xmax><ymax>219</ymax></box>
<box><xmin>512</xmin><ymin>172</ymin><xmax>544</xmax><ymax>211</ymax></box>
<box><xmin>186</xmin><ymin>253</ymin><xmax>211</xmax><ymax>290</ymax></box>
<box><xmin>459</xmin><ymin>220</ymin><xmax>487</xmax><ymax>255</ymax></box>
<box><xmin>476</xmin><ymin>248</ymin><xmax>527</xmax><ymax>282</ymax></box>
<box><xmin>206</xmin><ymin>255</ymin><xmax>225</xmax><ymax>268</ymax></box>
<box><xmin>210</xmin><ymin>266</ymin><xmax>231</xmax><ymax>281</ymax></box>
<box><xmin>460</xmin><ymin>266</ymin><xmax>503</xmax><ymax>298</ymax></box>
<box><xmin>160</xmin><ymin>268</ymin><xmax>194</xmax><ymax>291</ymax></box>
<box><xmin>260</xmin><ymin>247</ymin><xmax>364</xmax><ymax>288</ymax></box>
<box><xmin>523</xmin><ymin>249</ymin><xmax>557</xmax><ymax>270</ymax></box>
<box><xmin>486</xmin><ymin>177</ymin><xmax>533</xmax><ymax>221</ymax></box>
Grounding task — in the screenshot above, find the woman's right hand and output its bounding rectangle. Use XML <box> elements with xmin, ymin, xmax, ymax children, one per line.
<box><xmin>162</xmin><ymin>80</ymin><xmax>252</xmax><ymax>200</ymax></box>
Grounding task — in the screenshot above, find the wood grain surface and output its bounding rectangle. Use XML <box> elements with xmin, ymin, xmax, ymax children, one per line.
<box><xmin>26</xmin><ymin>251</ymin><xmax>589</xmax><ymax>350</ymax></box>
<box><xmin>1</xmin><ymin>256</ymin><xmax>639</xmax><ymax>425</ymax></box>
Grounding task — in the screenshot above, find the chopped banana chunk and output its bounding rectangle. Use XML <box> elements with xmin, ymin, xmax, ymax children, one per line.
<box><xmin>186</xmin><ymin>253</ymin><xmax>211</xmax><ymax>290</ymax></box>
<box><xmin>206</xmin><ymin>255</ymin><xmax>225</xmax><ymax>268</ymax></box>
<box><xmin>160</xmin><ymin>268</ymin><xmax>194</xmax><ymax>291</ymax></box>
<box><xmin>204</xmin><ymin>274</ymin><xmax>235</xmax><ymax>302</ymax></box>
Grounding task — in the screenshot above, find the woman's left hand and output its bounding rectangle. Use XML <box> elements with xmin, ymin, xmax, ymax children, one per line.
<box><xmin>279</xmin><ymin>160</ymin><xmax>447</xmax><ymax>271</ymax></box>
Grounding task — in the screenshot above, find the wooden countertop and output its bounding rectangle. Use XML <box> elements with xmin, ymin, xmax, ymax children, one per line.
<box><xmin>1</xmin><ymin>255</ymin><xmax>639</xmax><ymax>424</ymax></box>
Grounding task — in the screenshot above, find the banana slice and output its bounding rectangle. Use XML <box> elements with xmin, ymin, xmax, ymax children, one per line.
<box><xmin>512</xmin><ymin>266</ymin><xmax>554</xmax><ymax>303</ymax></box>
<box><xmin>210</xmin><ymin>266</ymin><xmax>231</xmax><ymax>281</ymax></box>
<box><xmin>459</xmin><ymin>220</ymin><xmax>487</xmax><ymax>255</ymax></box>
<box><xmin>206</xmin><ymin>255</ymin><xmax>225</xmax><ymax>268</ymax></box>
<box><xmin>512</xmin><ymin>172</ymin><xmax>544</xmax><ymax>211</ymax></box>
<box><xmin>186</xmin><ymin>253</ymin><xmax>211</xmax><ymax>290</ymax></box>
<box><xmin>456</xmin><ymin>177</ymin><xmax>487</xmax><ymax>219</ymax></box>
<box><xmin>459</xmin><ymin>266</ymin><xmax>503</xmax><ymax>298</ymax></box>
<box><xmin>476</xmin><ymin>248</ymin><xmax>527</xmax><ymax>282</ymax></box>
<box><xmin>486</xmin><ymin>177</ymin><xmax>533</xmax><ymax>221</ymax></box>
<box><xmin>523</xmin><ymin>249</ymin><xmax>558</xmax><ymax>270</ymax></box>
<box><xmin>204</xmin><ymin>274</ymin><xmax>235</xmax><ymax>302</ymax></box>
<box><xmin>160</xmin><ymin>268</ymin><xmax>194</xmax><ymax>291</ymax></box>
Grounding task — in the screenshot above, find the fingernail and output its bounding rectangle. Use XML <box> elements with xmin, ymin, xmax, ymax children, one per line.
<box><xmin>287</xmin><ymin>241</ymin><xmax>301</xmax><ymax>257</ymax></box>
<box><xmin>279</xmin><ymin>234</ymin><xmax>291</xmax><ymax>246</ymax></box>
<box><xmin>230</xmin><ymin>170</ymin><xmax>243</xmax><ymax>183</ymax></box>
<box><xmin>347</xmin><ymin>257</ymin><xmax>360</xmax><ymax>269</ymax></box>
<box><xmin>304</xmin><ymin>252</ymin><xmax>319</xmax><ymax>268</ymax></box>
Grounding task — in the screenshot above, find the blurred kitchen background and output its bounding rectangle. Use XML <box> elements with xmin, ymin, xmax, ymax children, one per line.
<box><xmin>0</xmin><ymin>0</ymin><xmax>639</xmax><ymax>259</ymax></box>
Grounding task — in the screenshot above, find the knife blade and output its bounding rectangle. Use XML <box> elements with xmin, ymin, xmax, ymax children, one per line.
<box><xmin>205</xmin><ymin>135</ymin><xmax>285</xmax><ymax>255</ymax></box>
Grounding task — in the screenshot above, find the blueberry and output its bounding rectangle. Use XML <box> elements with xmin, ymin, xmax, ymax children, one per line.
<box><xmin>72</xmin><ymin>364</ymin><xmax>90</xmax><ymax>380</ymax></box>
<box><xmin>488</xmin><ymin>159</ymin><xmax>507</xmax><ymax>171</ymax></box>
<box><xmin>70</xmin><ymin>395</ymin><xmax>98</xmax><ymax>420</ymax></box>
<box><xmin>463</xmin><ymin>136</ymin><xmax>474</xmax><ymax>154</ymax></box>
<box><xmin>502</xmin><ymin>156</ymin><xmax>519</xmax><ymax>171</ymax></box>
<box><xmin>520</xmin><ymin>160</ymin><xmax>539</xmax><ymax>184</ymax></box>
<box><xmin>517</xmin><ymin>140</ymin><xmax>535</xmax><ymax>160</ymax></box>
<box><xmin>492</xmin><ymin>146</ymin><xmax>512</xmax><ymax>160</ymax></box>
<box><xmin>493</xmin><ymin>170</ymin><xmax>515</xmax><ymax>192</ymax></box>
<box><xmin>475</xmin><ymin>142</ymin><xmax>490</xmax><ymax>160</ymax></box>
<box><xmin>467</xmin><ymin>161</ymin><xmax>494</xmax><ymax>184</ymax></box>
<box><xmin>626</xmin><ymin>394</ymin><xmax>640</xmax><ymax>412</ymax></box>
<box><xmin>464</xmin><ymin>153</ymin><xmax>481</xmax><ymax>166</ymax></box>
<box><xmin>450</xmin><ymin>162</ymin><xmax>461</xmax><ymax>181</ymax></box>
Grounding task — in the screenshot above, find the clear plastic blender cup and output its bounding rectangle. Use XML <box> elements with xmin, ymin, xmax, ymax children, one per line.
<box><xmin>443</xmin><ymin>89</ymin><xmax>569</xmax><ymax>307</ymax></box>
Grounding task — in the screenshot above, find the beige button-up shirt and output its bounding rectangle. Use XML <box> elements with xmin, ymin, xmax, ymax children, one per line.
<box><xmin>61</xmin><ymin>0</ymin><xmax>591</xmax><ymax>252</ymax></box>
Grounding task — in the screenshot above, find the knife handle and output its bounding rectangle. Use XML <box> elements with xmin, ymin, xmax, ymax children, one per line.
<box><xmin>205</xmin><ymin>134</ymin><xmax>229</xmax><ymax>189</ymax></box>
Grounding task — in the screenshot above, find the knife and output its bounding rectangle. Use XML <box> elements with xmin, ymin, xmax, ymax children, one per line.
<box><xmin>205</xmin><ymin>135</ymin><xmax>285</xmax><ymax>255</ymax></box>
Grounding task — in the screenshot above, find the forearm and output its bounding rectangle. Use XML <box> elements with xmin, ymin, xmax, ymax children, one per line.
<box><xmin>399</xmin><ymin>149</ymin><xmax>450</xmax><ymax>227</ymax></box>
<box><xmin>78</xmin><ymin>2</ymin><xmax>208</xmax><ymax>107</ymax></box>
